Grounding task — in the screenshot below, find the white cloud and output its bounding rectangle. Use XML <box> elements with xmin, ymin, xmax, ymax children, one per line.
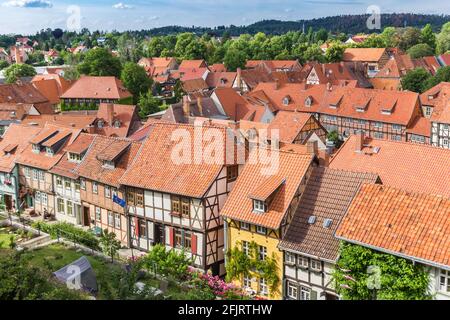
<box><xmin>1</xmin><ymin>0</ymin><xmax>52</xmax><ymax>8</ymax></box>
<box><xmin>112</xmin><ymin>2</ymin><xmax>134</xmax><ymax>9</ymax></box>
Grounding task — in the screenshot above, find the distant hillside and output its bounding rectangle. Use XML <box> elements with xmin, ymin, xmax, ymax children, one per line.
<box><xmin>145</xmin><ymin>13</ymin><xmax>450</xmax><ymax>36</ymax></box>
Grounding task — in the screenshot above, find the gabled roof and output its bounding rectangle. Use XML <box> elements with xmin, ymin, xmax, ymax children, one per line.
<box><xmin>267</xmin><ymin>111</ymin><xmax>318</xmax><ymax>144</ymax></box>
<box><xmin>74</xmin><ymin>135</ymin><xmax>141</xmax><ymax>187</ymax></box>
<box><xmin>209</xmin><ymin>63</ymin><xmax>227</xmax><ymax>73</ymax></box>
<box><xmin>179</xmin><ymin>59</ymin><xmax>207</xmax><ymax>70</ymax></box>
<box><xmin>49</xmin><ymin>133</ymin><xmax>95</xmax><ymax>179</ymax></box>
<box><xmin>182</xmin><ymin>78</ymin><xmax>209</xmax><ymax>93</ymax></box>
<box><xmin>249</xmin><ymin>175</ymin><xmax>285</xmax><ymax>202</ymax></box>
<box><xmin>161</xmin><ymin>97</ymin><xmax>225</xmax><ymax>123</ymax></box>
<box><xmin>220</xmin><ymin>146</ymin><xmax>314</xmax><ymax>229</ymax></box>
<box><xmin>0</xmin><ymin>82</ymin><xmax>50</xmax><ymax>105</ymax></box>
<box><xmin>16</xmin><ymin>123</ymin><xmax>82</xmax><ymax>170</ymax></box>
<box><xmin>329</xmin><ymin>135</ymin><xmax>450</xmax><ymax>198</ymax></box>
<box><xmin>279</xmin><ymin>168</ymin><xmax>379</xmax><ymax>262</ymax></box>
<box><xmin>336</xmin><ymin>184</ymin><xmax>450</xmax><ymax>270</ymax></box>
<box><xmin>213</xmin><ymin>87</ymin><xmax>251</xmax><ymax>121</ymax></box>
<box><xmin>61</xmin><ymin>76</ymin><xmax>132</xmax><ymax>100</ymax></box>
<box><xmin>0</xmin><ymin>124</ymin><xmax>42</xmax><ymax>173</ymax></box>
<box><xmin>119</xmin><ymin>122</ymin><xmax>234</xmax><ymax>198</ymax></box>
<box><xmin>245</xmin><ymin>60</ymin><xmax>301</xmax><ymax>71</ymax></box>
<box><xmin>205</xmin><ymin>72</ymin><xmax>236</xmax><ymax>88</ymax></box>
<box><xmin>420</xmin><ymin>82</ymin><xmax>450</xmax><ymax>124</ymax></box>
<box><xmin>96</xmin><ymin>103</ymin><xmax>140</xmax><ymax>137</ymax></box>
<box><xmin>406</xmin><ymin>116</ymin><xmax>431</xmax><ymax>137</ymax></box>
<box><xmin>343</xmin><ymin>48</ymin><xmax>387</xmax><ymax>62</ymax></box>
<box><xmin>31</xmin><ymin>74</ymin><xmax>73</xmax><ymax>104</ymax></box>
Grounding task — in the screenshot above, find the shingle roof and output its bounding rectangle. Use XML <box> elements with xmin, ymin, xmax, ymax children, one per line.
<box><xmin>60</xmin><ymin>76</ymin><xmax>132</xmax><ymax>100</ymax></box>
<box><xmin>0</xmin><ymin>124</ymin><xmax>42</xmax><ymax>173</ymax></box>
<box><xmin>336</xmin><ymin>184</ymin><xmax>450</xmax><ymax>269</ymax></box>
<box><xmin>267</xmin><ymin>111</ymin><xmax>314</xmax><ymax>143</ymax></box>
<box><xmin>420</xmin><ymin>82</ymin><xmax>450</xmax><ymax>125</ymax></box>
<box><xmin>279</xmin><ymin>168</ymin><xmax>379</xmax><ymax>262</ymax></box>
<box><xmin>343</xmin><ymin>48</ymin><xmax>387</xmax><ymax>62</ymax></box>
<box><xmin>0</xmin><ymin>82</ymin><xmax>50</xmax><ymax>105</ymax></box>
<box><xmin>329</xmin><ymin>134</ymin><xmax>450</xmax><ymax>198</ymax></box>
<box><xmin>119</xmin><ymin>122</ymin><xmax>234</xmax><ymax>198</ymax></box>
<box><xmin>220</xmin><ymin>147</ymin><xmax>314</xmax><ymax>229</ymax></box>
<box><xmin>74</xmin><ymin>135</ymin><xmax>141</xmax><ymax>187</ymax></box>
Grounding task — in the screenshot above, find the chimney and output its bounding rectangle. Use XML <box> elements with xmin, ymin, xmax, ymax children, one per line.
<box><xmin>326</xmin><ymin>82</ymin><xmax>332</xmax><ymax>91</ymax></box>
<box><xmin>355</xmin><ymin>131</ymin><xmax>365</xmax><ymax>153</ymax></box>
<box><xmin>14</xmin><ymin>46</ymin><xmax>21</xmax><ymax>64</ymax></box>
<box><xmin>274</xmin><ymin>79</ymin><xmax>280</xmax><ymax>90</ymax></box>
<box><xmin>306</xmin><ymin>140</ymin><xmax>318</xmax><ymax>155</ymax></box>
<box><xmin>197</xmin><ymin>96</ymin><xmax>203</xmax><ymax>116</ymax></box>
<box><xmin>182</xmin><ymin>95</ymin><xmax>190</xmax><ymax>117</ymax></box>
<box><xmin>318</xmin><ymin>149</ymin><xmax>330</xmax><ymax>167</ymax></box>
<box><xmin>106</xmin><ymin>103</ymin><xmax>114</xmax><ymax>126</ymax></box>
<box><xmin>236</xmin><ymin>68</ymin><xmax>242</xmax><ymax>91</ymax></box>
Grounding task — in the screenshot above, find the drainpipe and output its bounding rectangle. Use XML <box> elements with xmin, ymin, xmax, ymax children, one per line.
<box><xmin>224</xmin><ymin>219</ymin><xmax>229</xmax><ymax>266</ymax></box>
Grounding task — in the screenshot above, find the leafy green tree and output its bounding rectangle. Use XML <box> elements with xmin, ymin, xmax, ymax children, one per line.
<box><xmin>425</xmin><ymin>66</ymin><xmax>450</xmax><ymax>89</ymax></box>
<box><xmin>397</xmin><ymin>27</ymin><xmax>422</xmax><ymax>51</ymax></box>
<box><xmin>407</xmin><ymin>43</ymin><xmax>434</xmax><ymax>58</ymax></box>
<box><xmin>143</xmin><ymin>244</ymin><xmax>193</xmax><ymax>280</ymax></box>
<box><xmin>0</xmin><ymin>60</ymin><xmax>9</xmax><ymax>70</ymax></box>
<box><xmin>138</xmin><ymin>91</ymin><xmax>162</xmax><ymax>118</ymax></box>
<box><xmin>121</xmin><ymin>62</ymin><xmax>153</xmax><ymax>103</ymax></box>
<box><xmin>77</xmin><ymin>47</ymin><xmax>122</xmax><ymax>77</ymax></box>
<box><xmin>100</xmin><ymin>229</ymin><xmax>122</xmax><ymax>263</ymax></box>
<box><xmin>381</xmin><ymin>27</ymin><xmax>398</xmax><ymax>47</ymax></box>
<box><xmin>333</xmin><ymin>243</ymin><xmax>431</xmax><ymax>300</ymax></box>
<box><xmin>224</xmin><ymin>47</ymin><xmax>247</xmax><ymax>71</ymax></box>
<box><xmin>4</xmin><ymin>63</ymin><xmax>37</xmax><ymax>84</ymax></box>
<box><xmin>361</xmin><ymin>34</ymin><xmax>386</xmax><ymax>48</ymax></box>
<box><xmin>421</xmin><ymin>24</ymin><xmax>436</xmax><ymax>50</ymax></box>
<box><xmin>325</xmin><ymin>43</ymin><xmax>345</xmax><ymax>62</ymax></box>
<box><xmin>315</xmin><ymin>28</ymin><xmax>329</xmax><ymax>43</ymax></box>
<box><xmin>436</xmin><ymin>22</ymin><xmax>450</xmax><ymax>54</ymax></box>
<box><xmin>174</xmin><ymin>33</ymin><xmax>196</xmax><ymax>59</ymax></box>
<box><xmin>303</xmin><ymin>44</ymin><xmax>325</xmax><ymax>63</ymax></box>
<box><xmin>400</xmin><ymin>68</ymin><xmax>432</xmax><ymax>93</ymax></box>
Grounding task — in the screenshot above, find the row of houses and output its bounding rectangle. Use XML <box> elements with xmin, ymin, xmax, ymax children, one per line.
<box><xmin>0</xmin><ymin>116</ymin><xmax>448</xmax><ymax>300</ymax></box>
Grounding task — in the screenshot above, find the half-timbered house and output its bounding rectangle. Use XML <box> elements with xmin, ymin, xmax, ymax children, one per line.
<box><xmin>278</xmin><ymin>168</ymin><xmax>379</xmax><ymax>300</ymax></box>
<box><xmin>16</xmin><ymin>123</ymin><xmax>82</xmax><ymax>216</ymax></box>
<box><xmin>73</xmin><ymin>135</ymin><xmax>142</xmax><ymax>244</ymax></box>
<box><xmin>220</xmin><ymin>143</ymin><xmax>319</xmax><ymax>299</ymax></box>
<box><xmin>119</xmin><ymin>122</ymin><xmax>243</xmax><ymax>276</ymax></box>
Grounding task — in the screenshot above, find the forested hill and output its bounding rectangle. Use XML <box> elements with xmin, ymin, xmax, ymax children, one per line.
<box><xmin>147</xmin><ymin>13</ymin><xmax>450</xmax><ymax>36</ymax></box>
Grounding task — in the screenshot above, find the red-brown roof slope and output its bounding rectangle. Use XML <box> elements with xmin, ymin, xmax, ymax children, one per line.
<box><xmin>96</xmin><ymin>103</ymin><xmax>140</xmax><ymax>137</ymax></box>
<box><xmin>267</xmin><ymin>111</ymin><xmax>315</xmax><ymax>143</ymax></box>
<box><xmin>279</xmin><ymin>168</ymin><xmax>379</xmax><ymax>261</ymax></box>
<box><xmin>329</xmin><ymin>135</ymin><xmax>450</xmax><ymax>197</ymax></box>
<box><xmin>49</xmin><ymin>133</ymin><xmax>95</xmax><ymax>179</ymax></box>
<box><xmin>220</xmin><ymin>147</ymin><xmax>314</xmax><ymax>229</ymax></box>
<box><xmin>336</xmin><ymin>184</ymin><xmax>450</xmax><ymax>269</ymax></box>
<box><xmin>31</xmin><ymin>74</ymin><xmax>73</xmax><ymax>104</ymax></box>
<box><xmin>343</xmin><ymin>48</ymin><xmax>387</xmax><ymax>62</ymax></box>
<box><xmin>21</xmin><ymin>113</ymin><xmax>97</xmax><ymax>128</ymax></box>
<box><xmin>179</xmin><ymin>60</ymin><xmax>207</xmax><ymax>70</ymax></box>
<box><xmin>0</xmin><ymin>82</ymin><xmax>50</xmax><ymax>105</ymax></box>
<box><xmin>420</xmin><ymin>82</ymin><xmax>450</xmax><ymax>124</ymax></box>
<box><xmin>74</xmin><ymin>135</ymin><xmax>141</xmax><ymax>187</ymax></box>
<box><xmin>0</xmin><ymin>124</ymin><xmax>42</xmax><ymax>173</ymax></box>
<box><xmin>213</xmin><ymin>87</ymin><xmax>251</xmax><ymax>121</ymax></box>
<box><xmin>61</xmin><ymin>76</ymin><xmax>132</xmax><ymax>100</ymax></box>
<box><xmin>16</xmin><ymin>123</ymin><xmax>82</xmax><ymax>170</ymax></box>
<box><xmin>119</xmin><ymin>122</ymin><xmax>232</xmax><ymax>198</ymax></box>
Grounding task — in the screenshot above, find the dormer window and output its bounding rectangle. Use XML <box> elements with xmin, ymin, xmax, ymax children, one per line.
<box><xmin>32</xmin><ymin>144</ymin><xmax>40</xmax><ymax>153</ymax></box>
<box><xmin>356</xmin><ymin>107</ymin><xmax>365</xmax><ymax>113</ymax></box>
<box><xmin>381</xmin><ymin>109</ymin><xmax>392</xmax><ymax>115</ymax></box>
<box><xmin>113</xmin><ymin>120</ymin><xmax>121</xmax><ymax>128</ymax></box>
<box><xmin>46</xmin><ymin>147</ymin><xmax>54</xmax><ymax>156</ymax></box>
<box><xmin>253</xmin><ymin>200</ymin><xmax>267</xmax><ymax>213</ymax></box>
<box><xmin>304</xmin><ymin>96</ymin><xmax>312</xmax><ymax>107</ymax></box>
<box><xmin>282</xmin><ymin>96</ymin><xmax>291</xmax><ymax>106</ymax></box>
<box><xmin>97</xmin><ymin>120</ymin><xmax>104</xmax><ymax>128</ymax></box>
<box><xmin>68</xmin><ymin>152</ymin><xmax>82</xmax><ymax>163</ymax></box>
<box><xmin>102</xmin><ymin>160</ymin><xmax>115</xmax><ymax>169</ymax></box>
<box><xmin>424</xmin><ymin>106</ymin><xmax>433</xmax><ymax>117</ymax></box>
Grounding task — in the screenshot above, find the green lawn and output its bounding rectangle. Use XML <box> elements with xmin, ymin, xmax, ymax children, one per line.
<box><xmin>0</xmin><ymin>233</ymin><xmax>15</xmax><ymax>249</ymax></box>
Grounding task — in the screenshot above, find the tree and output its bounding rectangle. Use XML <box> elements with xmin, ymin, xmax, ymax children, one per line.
<box><xmin>100</xmin><ymin>229</ymin><xmax>121</xmax><ymax>263</ymax></box>
<box><xmin>77</xmin><ymin>47</ymin><xmax>122</xmax><ymax>77</ymax></box>
<box><xmin>333</xmin><ymin>242</ymin><xmax>431</xmax><ymax>300</ymax></box>
<box><xmin>407</xmin><ymin>43</ymin><xmax>434</xmax><ymax>58</ymax></box>
<box><xmin>143</xmin><ymin>244</ymin><xmax>193</xmax><ymax>280</ymax></box>
<box><xmin>397</xmin><ymin>27</ymin><xmax>422</xmax><ymax>51</ymax></box>
<box><xmin>436</xmin><ymin>22</ymin><xmax>450</xmax><ymax>54</ymax></box>
<box><xmin>400</xmin><ymin>68</ymin><xmax>432</xmax><ymax>93</ymax></box>
<box><xmin>138</xmin><ymin>91</ymin><xmax>161</xmax><ymax>118</ymax></box>
<box><xmin>303</xmin><ymin>44</ymin><xmax>325</xmax><ymax>63</ymax></box>
<box><xmin>121</xmin><ymin>62</ymin><xmax>152</xmax><ymax>104</ymax></box>
<box><xmin>380</xmin><ymin>27</ymin><xmax>398</xmax><ymax>48</ymax></box>
<box><xmin>315</xmin><ymin>28</ymin><xmax>329</xmax><ymax>43</ymax></box>
<box><xmin>425</xmin><ymin>66</ymin><xmax>450</xmax><ymax>89</ymax></box>
<box><xmin>421</xmin><ymin>24</ymin><xmax>436</xmax><ymax>50</ymax></box>
<box><xmin>0</xmin><ymin>60</ymin><xmax>9</xmax><ymax>70</ymax></box>
<box><xmin>223</xmin><ymin>47</ymin><xmax>247</xmax><ymax>71</ymax></box>
<box><xmin>361</xmin><ymin>34</ymin><xmax>387</xmax><ymax>48</ymax></box>
<box><xmin>4</xmin><ymin>63</ymin><xmax>37</xmax><ymax>84</ymax></box>
<box><xmin>325</xmin><ymin>43</ymin><xmax>345</xmax><ymax>62</ymax></box>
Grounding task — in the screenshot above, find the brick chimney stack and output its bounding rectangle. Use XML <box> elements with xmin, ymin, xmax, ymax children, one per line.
<box><xmin>197</xmin><ymin>96</ymin><xmax>203</xmax><ymax>116</ymax></box>
<box><xmin>355</xmin><ymin>131</ymin><xmax>365</xmax><ymax>153</ymax></box>
<box><xmin>236</xmin><ymin>68</ymin><xmax>242</xmax><ymax>91</ymax></box>
<box><xmin>307</xmin><ymin>140</ymin><xmax>318</xmax><ymax>155</ymax></box>
<box><xmin>106</xmin><ymin>103</ymin><xmax>114</xmax><ymax>126</ymax></box>
<box><xmin>182</xmin><ymin>96</ymin><xmax>190</xmax><ymax>117</ymax></box>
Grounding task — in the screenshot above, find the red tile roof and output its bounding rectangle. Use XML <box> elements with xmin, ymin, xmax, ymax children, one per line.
<box><xmin>267</xmin><ymin>111</ymin><xmax>315</xmax><ymax>143</ymax></box>
<box><xmin>119</xmin><ymin>122</ymin><xmax>234</xmax><ymax>198</ymax></box>
<box><xmin>61</xmin><ymin>76</ymin><xmax>132</xmax><ymax>100</ymax></box>
<box><xmin>209</xmin><ymin>63</ymin><xmax>227</xmax><ymax>73</ymax></box>
<box><xmin>31</xmin><ymin>74</ymin><xmax>73</xmax><ymax>104</ymax></box>
<box><xmin>213</xmin><ymin>87</ymin><xmax>251</xmax><ymax>121</ymax></box>
<box><xmin>205</xmin><ymin>72</ymin><xmax>236</xmax><ymax>88</ymax></box>
<box><xmin>420</xmin><ymin>82</ymin><xmax>450</xmax><ymax>124</ymax></box>
<box><xmin>179</xmin><ymin>60</ymin><xmax>207</xmax><ymax>70</ymax></box>
<box><xmin>336</xmin><ymin>184</ymin><xmax>450</xmax><ymax>269</ymax></box>
<box><xmin>0</xmin><ymin>82</ymin><xmax>50</xmax><ymax>105</ymax></box>
<box><xmin>329</xmin><ymin>134</ymin><xmax>450</xmax><ymax>197</ymax></box>
<box><xmin>74</xmin><ymin>135</ymin><xmax>141</xmax><ymax>187</ymax></box>
<box><xmin>220</xmin><ymin>146</ymin><xmax>314</xmax><ymax>229</ymax></box>
<box><xmin>343</xmin><ymin>48</ymin><xmax>387</xmax><ymax>62</ymax></box>
<box><xmin>0</xmin><ymin>124</ymin><xmax>42</xmax><ymax>173</ymax></box>
<box><xmin>21</xmin><ymin>113</ymin><xmax>97</xmax><ymax>128</ymax></box>
<box><xmin>96</xmin><ymin>103</ymin><xmax>140</xmax><ymax>137</ymax></box>
<box><xmin>406</xmin><ymin>116</ymin><xmax>431</xmax><ymax>137</ymax></box>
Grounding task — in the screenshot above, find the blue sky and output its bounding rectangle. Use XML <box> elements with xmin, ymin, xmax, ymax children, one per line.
<box><xmin>0</xmin><ymin>0</ymin><xmax>449</xmax><ymax>35</ymax></box>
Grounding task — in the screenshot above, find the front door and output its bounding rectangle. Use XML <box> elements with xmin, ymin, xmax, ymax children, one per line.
<box><xmin>4</xmin><ymin>195</ymin><xmax>12</xmax><ymax>211</ymax></box>
<box><xmin>83</xmin><ymin>206</ymin><xmax>90</xmax><ymax>227</ymax></box>
<box><xmin>154</xmin><ymin>223</ymin><xmax>165</xmax><ymax>245</ymax></box>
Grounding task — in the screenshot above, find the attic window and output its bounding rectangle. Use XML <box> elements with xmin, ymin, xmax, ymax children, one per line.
<box><xmin>323</xmin><ymin>219</ymin><xmax>332</xmax><ymax>228</ymax></box>
<box><xmin>102</xmin><ymin>160</ymin><xmax>115</xmax><ymax>169</ymax></box>
<box><xmin>356</xmin><ymin>106</ymin><xmax>366</xmax><ymax>113</ymax></box>
<box><xmin>32</xmin><ymin>144</ymin><xmax>40</xmax><ymax>153</ymax></box>
<box><xmin>308</xmin><ymin>216</ymin><xmax>316</xmax><ymax>224</ymax></box>
<box><xmin>46</xmin><ymin>147</ymin><xmax>54</xmax><ymax>156</ymax></box>
<box><xmin>253</xmin><ymin>200</ymin><xmax>267</xmax><ymax>213</ymax></box>
<box><xmin>305</xmin><ymin>96</ymin><xmax>312</xmax><ymax>107</ymax></box>
<box><xmin>10</xmin><ymin>111</ymin><xmax>16</xmax><ymax>118</ymax></box>
<box><xmin>381</xmin><ymin>109</ymin><xmax>392</xmax><ymax>115</ymax></box>
<box><xmin>97</xmin><ymin>120</ymin><xmax>104</xmax><ymax>128</ymax></box>
<box><xmin>68</xmin><ymin>152</ymin><xmax>81</xmax><ymax>163</ymax></box>
<box><xmin>113</xmin><ymin>120</ymin><xmax>121</xmax><ymax>128</ymax></box>
<box><xmin>282</xmin><ymin>96</ymin><xmax>291</xmax><ymax>106</ymax></box>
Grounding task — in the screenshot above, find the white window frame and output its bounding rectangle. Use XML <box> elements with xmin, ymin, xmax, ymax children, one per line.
<box><xmin>41</xmin><ymin>192</ymin><xmax>48</xmax><ymax>206</ymax></box>
<box><xmin>256</xmin><ymin>225</ymin><xmax>267</xmax><ymax>235</ymax></box>
<box><xmin>240</xmin><ymin>221</ymin><xmax>250</xmax><ymax>230</ymax></box>
<box><xmin>92</xmin><ymin>181</ymin><xmax>98</xmax><ymax>194</ymax></box>
<box><xmin>287</xmin><ymin>282</ymin><xmax>298</xmax><ymax>299</ymax></box>
<box><xmin>253</xmin><ymin>200</ymin><xmax>266</xmax><ymax>213</ymax></box>
<box><xmin>95</xmin><ymin>207</ymin><xmax>101</xmax><ymax>222</ymax></box>
<box><xmin>32</xmin><ymin>169</ymin><xmax>39</xmax><ymax>181</ymax></box>
<box><xmin>66</xmin><ymin>200</ymin><xmax>73</xmax><ymax>216</ymax></box>
<box><xmin>243</xmin><ymin>276</ymin><xmax>252</xmax><ymax>288</ymax></box>
<box><xmin>392</xmin><ymin>124</ymin><xmax>402</xmax><ymax>131</ymax></box>
<box><xmin>114</xmin><ymin>213</ymin><xmax>121</xmax><ymax>229</ymax></box>
<box><xmin>310</xmin><ymin>259</ymin><xmax>322</xmax><ymax>272</ymax></box>
<box><xmin>35</xmin><ymin>191</ymin><xmax>41</xmax><ymax>203</ymax></box>
<box><xmin>285</xmin><ymin>252</ymin><xmax>296</xmax><ymax>265</ymax></box>
<box><xmin>439</xmin><ymin>269</ymin><xmax>450</xmax><ymax>293</ymax></box>
<box><xmin>105</xmin><ymin>185</ymin><xmax>111</xmax><ymax>198</ymax></box>
<box><xmin>259</xmin><ymin>278</ymin><xmax>268</xmax><ymax>296</ymax></box>
<box><xmin>242</xmin><ymin>240</ymin><xmax>250</xmax><ymax>256</ymax></box>
<box><xmin>300</xmin><ymin>286</ymin><xmax>311</xmax><ymax>300</ymax></box>
<box><xmin>297</xmin><ymin>255</ymin><xmax>309</xmax><ymax>268</ymax></box>
<box><xmin>24</xmin><ymin>167</ymin><xmax>30</xmax><ymax>178</ymax></box>
<box><xmin>57</xmin><ymin>198</ymin><xmax>64</xmax><ymax>213</ymax></box>
<box><xmin>107</xmin><ymin>211</ymin><xmax>114</xmax><ymax>226</ymax></box>
<box><xmin>259</xmin><ymin>245</ymin><xmax>267</xmax><ymax>261</ymax></box>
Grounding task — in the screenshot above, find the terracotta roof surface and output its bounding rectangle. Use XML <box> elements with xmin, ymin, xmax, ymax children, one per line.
<box><xmin>205</xmin><ymin>72</ymin><xmax>236</xmax><ymax>88</ymax></box>
<box><xmin>0</xmin><ymin>124</ymin><xmax>42</xmax><ymax>173</ymax></box>
<box><xmin>31</xmin><ymin>74</ymin><xmax>72</xmax><ymax>104</ymax></box>
<box><xmin>406</xmin><ymin>116</ymin><xmax>431</xmax><ymax>137</ymax></box>
<box><xmin>249</xmin><ymin>175</ymin><xmax>285</xmax><ymax>202</ymax></box>
<box><xmin>329</xmin><ymin>135</ymin><xmax>450</xmax><ymax>197</ymax></box>
<box><xmin>220</xmin><ymin>147</ymin><xmax>314</xmax><ymax>229</ymax></box>
<box><xmin>74</xmin><ymin>135</ymin><xmax>141</xmax><ymax>187</ymax></box>
<box><xmin>279</xmin><ymin>168</ymin><xmax>379</xmax><ymax>261</ymax></box>
<box><xmin>179</xmin><ymin>60</ymin><xmax>207</xmax><ymax>70</ymax></box>
<box><xmin>420</xmin><ymin>82</ymin><xmax>450</xmax><ymax>124</ymax></box>
<box><xmin>21</xmin><ymin>113</ymin><xmax>97</xmax><ymax>128</ymax></box>
<box><xmin>343</xmin><ymin>48</ymin><xmax>387</xmax><ymax>62</ymax></box>
<box><xmin>267</xmin><ymin>111</ymin><xmax>314</xmax><ymax>143</ymax></box>
<box><xmin>336</xmin><ymin>184</ymin><xmax>450</xmax><ymax>269</ymax></box>
<box><xmin>119</xmin><ymin>122</ymin><xmax>234</xmax><ymax>198</ymax></box>
<box><xmin>61</xmin><ymin>76</ymin><xmax>132</xmax><ymax>100</ymax></box>
<box><xmin>213</xmin><ymin>88</ymin><xmax>251</xmax><ymax>121</ymax></box>
<box><xmin>0</xmin><ymin>83</ymin><xmax>50</xmax><ymax>105</ymax></box>
<box><xmin>96</xmin><ymin>103</ymin><xmax>139</xmax><ymax>137</ymax></box>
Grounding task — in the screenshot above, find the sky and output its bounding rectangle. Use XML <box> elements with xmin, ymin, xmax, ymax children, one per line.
<box><xmin>0</xmin><ymin>0</ymin><xmax>449</xmax><ymax>35</ymax></box>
